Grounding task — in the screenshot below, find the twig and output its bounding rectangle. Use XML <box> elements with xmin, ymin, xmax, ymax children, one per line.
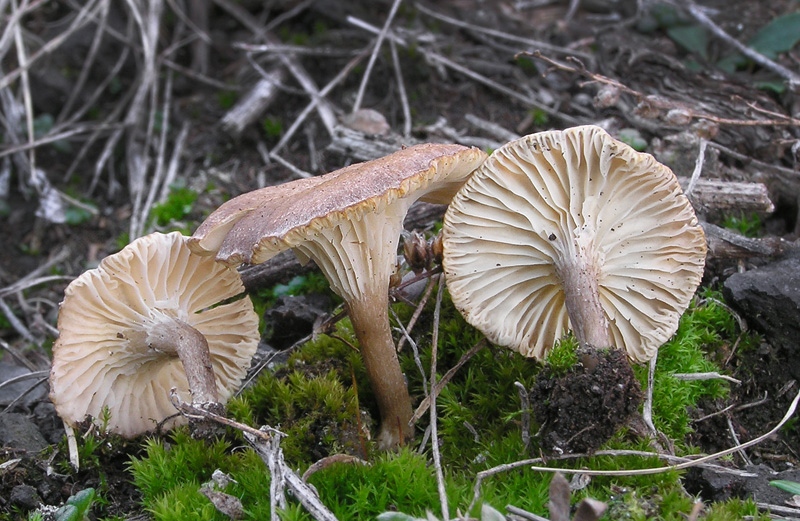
<box><xmin>0</xmin><ymin>339</ymin><xmax>37</xmax><ymax>372</ymax></box>
<box><xmin>726</xmin><ymin>415</ymin><xmax>752</xmax><ymax>466</ymax></box>
<box><xmin>672</xmin><ymin>372</ymin><xmax>741</xmax><ymax>385</ymax></box>
<box><xmin>643</xmin><ymin>353</ymin><xmax>657</xmax><ymax>435</ymax></box>
<box><xmin>234</xmin><ymin>42</ymin><xmax>360</xmax><ymax>57</ymax></box>
<box><xmin>411</xmin><ymin>338</ymin><xmax>488</xmax><ymax>425</ymax></box>
<box><xmin>709</xmin><ymin>141</ymin><xmax>800</xmax><ymax>178</ymax></box>
<box><xmin>170</xmin><ymin>391</ymin><xmax>338</xmax><ymax>520</ymax></box>
<box><xmin>57</xmin><ymin>0</ymin><xmax>110</xmax><ymax>122</ymax></box>
<box><xmin>506</xmin><ymin>505</ymin><xmax>549</xmax><ymax>521</ymax></box>
<box><xmin>0</xmin><ymin>375</ymin><xmax>48</xmax><ymax>414</ymax></box>
<box><xmin>755</xmin><ymin>502</ymin><xmax>800</xmax><ymax>518</ymax></box>
<box><xmin>467</xmin><ymin>388</ymin><xmax>800</xmax><ymax>512</ymax></box>
<box><xmin>352</xmin><ymin>0</ymin><xmax>403</xmax><ymax>113</ymax></box>
<box><xmin>221</xmin><ymin>69</ymin><xmax>285</xmax><ymax>135</ymax></box>
<box><xmin>389</xmin><ymin>38</ymin><xmax>412</xmax><ymax>137</ymax></box>
<box><xmin>414</xmin><ymin>3</ymin><xmax>593</xmax><ymax>61</ymax></box>
<box><xmin>271</xmin><ymin>50</ymin><xmax>368</xmax><ymax>155</ymax></box>
<box><xmin>395</xmin><ymin>274</ymin><xmax>437</xmax><ymax>353</ymax></box>
<box><xmin>390</xmin><ymin>306</ymin><xmax>428</xmax><ymax>394</ymax></box>
<box><xmin>0</xmin><ymin>296</ymin><xmax>37</xmax><ymax>345</ymax></box>
<box><xmin>0</xmin><ymin>369</ymin><xmax>48</xmax><ymax>393</ymax></box>
<box><xmin>137</xmin><ymin>69</ymin><xmax>174</xmax><ymax>238</ymax></box>
<box><xmin>429</xmin><ymin>274</ymin><xmax>449</xmax><ymax>521</ymax></box>
<box><xmin>683</xmin><ymin>2</ymin><xmax>800</xmax><ymax>91</ymax></box>
<box><xmin>515</xmin><ymin>381</ymin><xmax>531</xmax><ymax>452</ymax></box>
<box><xmin>345</xmin><ymin>17</ymin><xmax>579</xmax><ymax>124</ymax></box>
<box><xmin>269</xmin><ymin>151</ymin><xmax>313</xmax><ymax>179</ymax></box>
<box><xmin>157</xmin><ymin>121</ymin><xmax>191</xmax><ymax>203</ymax></box>
<box><xmin>426</xmin><ymin>51</ymin><xmax>576</xmax><ymax>123</ymax></box>
<box><xmin>465</xmin><ymin>114</ymin><xmax>521</xmax><ymax>143</ymax></box>
<box><xmin>685</xmin><ymin>138</ymin><xmax>707</xmax><ymax>199</ymax></box>
<box><xmin>0</xmin><ymin>0</ymin><xmax>104</xmax><ymax>91</ymax></box>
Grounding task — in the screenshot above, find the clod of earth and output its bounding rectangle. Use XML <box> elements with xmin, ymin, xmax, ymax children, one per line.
<box><xmin>49</xmin><ymin>231</ymin><xmax>260</xmax><ymax>437</ymax></box>
<box><xmin>530</xmin><ymin>348</ymin><xmax>643</xmax><ymax>455</ymax></box>
<box><xmin>442</xmin><ymin>125</ymin><xmax>707</xmax><ymax>363</ymax></box>
<box><xmin>188</xmin><ymin>143</ymin><xmax>487</xmax><ymax>449</ymax></box>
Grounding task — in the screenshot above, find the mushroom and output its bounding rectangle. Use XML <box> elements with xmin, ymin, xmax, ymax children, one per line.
<box><xmin>49</xmin><ymin>231</ymin><xmax>260</xmax><ymax>437</ymax></box>
<box><xmin>188</xmin><ymin>143</ymin><xmax>487</xmax><ymax>448</ymax></box>
<box><xmin>442</xmin><ymin>125</ymin><xmax>706</xmax><ymax>362</ymax></box>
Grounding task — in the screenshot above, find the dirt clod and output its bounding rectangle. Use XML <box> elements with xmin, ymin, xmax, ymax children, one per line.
<box><xmin>530</xmin><ymin>348</ymin><xmax>643</xmax><ymax>455</ymax></box>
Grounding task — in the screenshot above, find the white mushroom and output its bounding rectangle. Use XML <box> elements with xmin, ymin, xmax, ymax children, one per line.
<box><xmin>443</xmin><ymin>125</ymin><xmax>706</xmax><ymax>362</ymax></box>
<box><xmin>49</xmin><ymin>232</ymin><xmax>260</xmax><ymax>437</ymax></box>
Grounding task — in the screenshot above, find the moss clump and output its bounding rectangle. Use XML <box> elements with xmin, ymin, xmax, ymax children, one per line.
<box><xmin>637</xmin><ymin>288</ymin><xmax>755</xmax><ymax>444</ymax></box>
<box><xmin>128</xmin><ymin>280</ymin><xmax>763</xmax><ymax>520</ymax></box>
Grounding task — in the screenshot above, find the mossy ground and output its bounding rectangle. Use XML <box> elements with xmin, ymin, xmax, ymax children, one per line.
<box><xmin>121</xmin><ymin>281</ymin><xmax>769</xmax><ymax>521</ymax></box>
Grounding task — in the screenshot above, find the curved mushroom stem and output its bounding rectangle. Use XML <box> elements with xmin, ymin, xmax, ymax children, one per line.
<box><xmin>147</xmin><ymin>318</ymin><xmax>219</xmax><ymax>406</ymax></box>
<box><xmin>347</xmin><ymin>292</ymin><xmax>414</xmax><ymax>450</ymax></box>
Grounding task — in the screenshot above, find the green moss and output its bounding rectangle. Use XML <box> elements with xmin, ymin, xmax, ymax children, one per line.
<box><xmin>228</xmin><ymin>322</ymin><xmax>367</xmax><ymax>464</ymax></box>
<box><xmin>543</xmin><ymin>335</ymin><xmax>580</xmax><ymax>375</ymax></box>
<box><xmin>149</xmin><ymin>183</ymin><xmax>198</xmax><ymax>230</ymax></box>
<box><xmin>129</xmin><ymin>429</ymin><xmax>232</xmax><ymax>504</ymax></box>
<box><xmin>721</xmin><ymin>212</ymin><xmax>762</xmax><ymax>238</ymax></box>
<box><xmin>306</xmin><ymin>449</ymin><xmax>444</xmax><ymax>520</ymax></box>
<box><xmin>128</xmin><ymin>277</ymin><xmax>763</xmax><ymax>520</ymax></box>
<box><xmin>636</xmin><ymin>288</ymin><xmax>756</xmax><ymax>444</ymax></box>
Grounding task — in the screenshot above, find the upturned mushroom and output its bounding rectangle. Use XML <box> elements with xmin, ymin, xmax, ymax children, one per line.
<box><xmin>442</xmin><ymin>125</ymin><xmax>706</xmax><ymax>362</ymax></box>
<box><xmin>188</xmin><ymin>143</ymin><xmax>487</xmax><ymax>448</ymax></box>
<box><xmin>49</xmin><ymin>231</ymin><xmax>260</xmax><ymax>437</ymax></box>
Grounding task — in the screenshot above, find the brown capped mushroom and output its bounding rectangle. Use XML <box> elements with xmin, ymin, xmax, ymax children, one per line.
<box><xmin>49</xmin><ymin>232</ymin><xmax>259</xmax><ymax>437</ymax></box>
<box><xmin>189</xmin><ymin>143</ymin><xmax>487</xmax><ymax>448</ymax></box>
<box><xmin>443</xmin><ymin>125</ymin><xmax>706</xmax><ymax>362</ymax></box>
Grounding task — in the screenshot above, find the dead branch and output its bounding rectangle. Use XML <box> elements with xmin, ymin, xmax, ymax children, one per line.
<box><xmin>221</xmin><ymin>67</ymin><xmax>286</xmax><ymax>136</ymax></box>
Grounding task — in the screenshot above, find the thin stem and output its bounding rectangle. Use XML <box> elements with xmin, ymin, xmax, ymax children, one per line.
<box><xmin>556</xmin><ymin>236</ymin><xmax>612</xmax><ymax>350</ymax></box>
<box><xmin>346</xmin><ymin>291</ymin><xmax>413</xmax><ymax>450</ymax></box>
<box><xmin>147</xmin><ymin>318</ymin><xmax>218</xmax><ymax>405</ymax></box>
<box><xmin>347</xmin><ymin>292</ymin><xmax>414</xmax><ymax>450</ymax></box>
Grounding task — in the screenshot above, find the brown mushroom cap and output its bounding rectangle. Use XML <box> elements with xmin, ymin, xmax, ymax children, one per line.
<box><xmin>49</xmin><ymin>232</ymin><xmax>259</xmax><ymax>437</ymax></box>
<box><xmin>189</xmin><ymin>143</ymin><xmax>486</xmax><ymax>269</ymax></box>
<box><xmin>443</xmin><ymin>125</ymin><xmax>706</xmax><ymax>362</ymax></box>
<box><xmin>188</xmin><ymin>143</ymin><xmax>487</xmax><ymax>448</ymax></box>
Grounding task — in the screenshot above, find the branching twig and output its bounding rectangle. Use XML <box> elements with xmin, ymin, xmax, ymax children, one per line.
<box><xmin>411</xmin><ymin>338</ymin><xmax>488</xmax><ymax>425</ymax></box>
<box><xmin>170</xmin><ymin>390</ymin><xmax>339</xmax><ymax>521</ymax></box>
<box><xmin>352</xmin><ymin>0</ymin><xmax>403</xmax><ymax>113</ymax></box>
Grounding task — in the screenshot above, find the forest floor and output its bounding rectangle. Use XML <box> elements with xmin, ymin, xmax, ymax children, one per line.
<box><xmin>1</xmin><ymin>0</ymin><xmax>799</xmax><ymax>519</ymax></box>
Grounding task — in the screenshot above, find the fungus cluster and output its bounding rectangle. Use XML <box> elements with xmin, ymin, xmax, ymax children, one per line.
<box><xmin>49</xmin><ymin>125</ymin><xmax>706</xmax><ymax>451</ymax></box>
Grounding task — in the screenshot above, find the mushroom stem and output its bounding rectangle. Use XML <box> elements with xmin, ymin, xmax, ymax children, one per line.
<box><xmin>148</xmin><ymin>318</ymin><xmax>219</xmax><ymax>406</ymax></box>
<box><xmin>557</xmin><ymin>236</ymin><xmax>613</xmax><ymax>350</ymax></box>
<box><xmin>347</xmin><ymin>292</ymin><xmax>414</xmax><ymax>450</ymax></box>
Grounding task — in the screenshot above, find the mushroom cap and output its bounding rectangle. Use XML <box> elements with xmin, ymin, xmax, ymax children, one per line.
<box><xmin>188</xmin><ymin>143</ymin><xmax>487</xmax><ymax>300</ymax></box>
<box><xmin>49</xmin><ymin>232</ymin><xmax>259</xmax><ymax>437</ymax></box>
<box><xmin>442</xmin><ymin>125</ymin><xmax>706</xmax><ymax>362</ymax></box>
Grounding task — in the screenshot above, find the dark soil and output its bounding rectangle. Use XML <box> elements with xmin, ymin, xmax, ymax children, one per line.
<box><xmin>2</xmin><ymin>0</ymin><xmax>799</xmax><ymax>518</ymax></box>
<box><xmin>530</xmin><ymin>348</ymin><xmax>643</xmax><ymax>455</ymax></box>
